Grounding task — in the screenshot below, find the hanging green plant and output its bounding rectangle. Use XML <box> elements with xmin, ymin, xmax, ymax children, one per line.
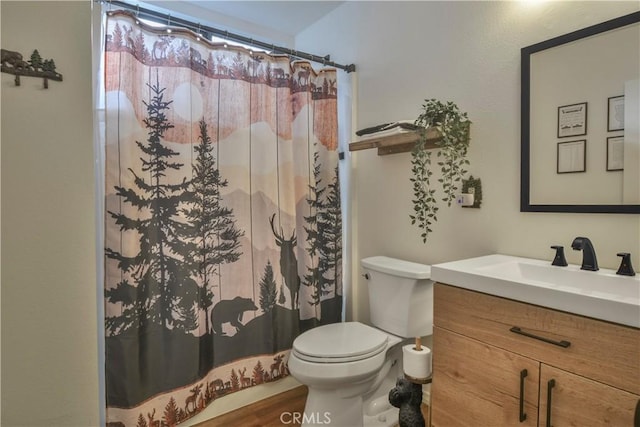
<box><xmin>410</xmin><ymin>99</ymin><xmax>471</xmax><ymax>243</ymax></box>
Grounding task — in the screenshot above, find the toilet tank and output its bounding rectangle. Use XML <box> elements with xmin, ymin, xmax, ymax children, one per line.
<box><xmin>362</xmin><ymin>256</ymin><xmax>434</xmax><ymax>337</ymax></box>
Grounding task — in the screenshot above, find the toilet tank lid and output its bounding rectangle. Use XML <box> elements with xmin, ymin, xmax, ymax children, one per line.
<box><xmin>361</xmin><ymin>256</ymin><xmax>431</xmax><ymax>279</ymax></box>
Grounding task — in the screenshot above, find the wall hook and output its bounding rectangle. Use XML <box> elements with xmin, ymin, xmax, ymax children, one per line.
<box><xmin>1</xmin><ymin>48</ymin><xmax>63</xmax><ymax>89</ymax></box>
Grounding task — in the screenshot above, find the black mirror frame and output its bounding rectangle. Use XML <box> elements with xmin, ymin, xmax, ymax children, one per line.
<box><xmin>521</xmin><ymin>11</ymin><xmax>640</xmax><ymax>214</ymax></box>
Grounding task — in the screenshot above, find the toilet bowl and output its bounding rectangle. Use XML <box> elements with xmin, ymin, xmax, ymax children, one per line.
<box><xmin>288</xmin><ymin>322</ymin><xmax>404</xmax><ymax>427</ymax></box>
<box><xmin>288</xmin><ymin>256</ymin><xmax>434</xmax><ymax>427</ymax></box>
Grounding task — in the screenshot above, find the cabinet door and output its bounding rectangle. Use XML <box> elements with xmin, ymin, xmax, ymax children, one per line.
<box><xmin>431</xmin><ymin>327</ymin><xmax>540</xmax><ymax>427</ymax></box>
<box><xmin>540</xmin><ymin>364</ymin><xmax>640</xmax><ymax>427</ymax></box>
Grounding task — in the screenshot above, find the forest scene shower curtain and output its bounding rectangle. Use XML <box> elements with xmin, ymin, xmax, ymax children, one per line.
<box><xmin>103</xmin><ymin>11</ymin><xmax>342</xmax><ymax>426</ymax></box>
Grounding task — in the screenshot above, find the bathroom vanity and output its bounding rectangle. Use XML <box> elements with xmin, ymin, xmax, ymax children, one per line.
<box><xmin>430</xmin><ymin>255</ymin><xmax>640</xmax><ymax>427</ymax></box>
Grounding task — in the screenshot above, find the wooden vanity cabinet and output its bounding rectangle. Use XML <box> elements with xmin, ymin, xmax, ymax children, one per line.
<box><xmin>431</xmin><ymin>283</ymin><xmax>640</xmax><ymax>427</ymax></box>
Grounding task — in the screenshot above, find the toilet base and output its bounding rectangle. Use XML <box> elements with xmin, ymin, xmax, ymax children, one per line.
<box><xmin>363</xmin><ymin>406</ymin><xmax>400</xmax><ymax>427</ymax></box>
<box><xmin>301</xmin><ymin>388</ymin><xmax>401</xmax><ymax>427</ymax></box>
<box><xmin>299</xmin><ymin>342</ymin><xmax>406</xmax><ymax>427</ymax></box>
<box><xmin>301</xmin><ymin>389</ymin><xmax>364</xmax><ymax>427</ymax></box>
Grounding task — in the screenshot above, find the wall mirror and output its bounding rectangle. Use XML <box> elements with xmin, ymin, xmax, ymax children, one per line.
<box><xmin>521</xmin><ymin>12</ymin><xmax>640</xmax><ymax>213</ymax></box>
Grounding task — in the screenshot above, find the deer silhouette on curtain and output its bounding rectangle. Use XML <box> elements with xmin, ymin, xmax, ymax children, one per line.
<box><xmin>103</xmin><ymin>11</ymin><xmax>342</xmax><ymax>426</ymax></box>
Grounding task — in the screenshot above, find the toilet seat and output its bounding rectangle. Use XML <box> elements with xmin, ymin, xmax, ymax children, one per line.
<box><xmin>292</xmin><ymin>322</ymin><xmax>389</xmax><ymax>363</ymax></box>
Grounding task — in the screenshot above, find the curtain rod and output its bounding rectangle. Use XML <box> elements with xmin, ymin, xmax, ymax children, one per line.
<box><xmin>100</xmin><ymin>0</ymin><xmax>356</xmax><ymax>73</ymax></box>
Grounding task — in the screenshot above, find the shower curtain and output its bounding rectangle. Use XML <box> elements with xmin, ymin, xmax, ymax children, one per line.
<box><xmin>103</xmin><ymin>11</ymin><xmax>342</xmax><ymax>426</ymax></box>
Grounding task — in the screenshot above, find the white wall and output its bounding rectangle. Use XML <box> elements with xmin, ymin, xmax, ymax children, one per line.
<box><xmin>296</xmin><ymin>1</ymin><xmax>640</xmax><ymax>323</ymax></box>
<box><xmin>1</xmin><ymin>1</ymin><xmax>99</xmax><ymax>426</ymax></box>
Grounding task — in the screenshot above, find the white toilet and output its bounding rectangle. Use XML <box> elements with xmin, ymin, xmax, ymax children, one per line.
<box><xmin>288</xmin><ymin>256</ymin><xmax>434</xmax><ymax>427</ymax></box>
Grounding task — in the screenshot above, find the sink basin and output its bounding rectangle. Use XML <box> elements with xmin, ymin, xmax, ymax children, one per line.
<box><xmin>431</xmin><ymin>254</ymin><xmax>640</xmax><ymax>327</ymax></box>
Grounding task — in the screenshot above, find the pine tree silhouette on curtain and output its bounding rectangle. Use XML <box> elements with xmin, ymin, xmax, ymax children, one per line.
<box><xmin>304</xmin><ymin>149</ymin><xmax>326</xmax><ymax>308</ymax></box>
<box><xmin>259</xmin><ymin>261</ymin><xmax>277</xmax><ymax>313</ymax></box>
<box><xmin>183</xmin><ymin>118</ymin><xmax>244</xmax><ymax>335</ymax></box>
<box><xmin>105</xmin><ymin>76</ymin><xmax>197</xmax><ymax>336</ymax></box>
<box><xmin>319</xmin><ymin>166</ymin><xmax>342</xmax><ymax>305</ymax></box>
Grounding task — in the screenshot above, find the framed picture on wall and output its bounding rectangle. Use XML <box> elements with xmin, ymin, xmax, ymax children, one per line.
<box><xmin>606</xmin><ymin>136</ymin><xmax>624</xmax><ymax>171</ymax></box>
<box><xmin>557</xmin><ymin>102</ymin><xmax>587</xmax><ymax>138</ymax></box>
<box><xmin>557</xmin><ymin>139</ymin><xmax>586</xmax><ymax>173</ymax></box>
<box><xmin>607</xmin><ymin>95</ymin><xmax>624</xmax><ymax>131</ymax></box>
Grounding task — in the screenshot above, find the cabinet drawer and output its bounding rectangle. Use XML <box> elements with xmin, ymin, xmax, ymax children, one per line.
<box><xmin>434</xmin><ymin>283</ymin><xmax>640</xmax><ymax>394</ymax></box>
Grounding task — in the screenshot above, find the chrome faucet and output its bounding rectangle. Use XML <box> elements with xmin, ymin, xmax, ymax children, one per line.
<box><xmin>571</xmin><ymin>237</ymin><xmax>599</xmax><ymax>271</ymax></box>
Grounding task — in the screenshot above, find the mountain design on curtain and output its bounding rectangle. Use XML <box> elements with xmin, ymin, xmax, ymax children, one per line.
<box><xmin>103</xmin><ymin>12</ymin><xmax>342</xmax><ymax>426</ymax></box>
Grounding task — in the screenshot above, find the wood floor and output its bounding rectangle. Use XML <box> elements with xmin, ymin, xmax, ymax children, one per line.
<box><xmin>194</xmin><ymin>385</ymin><xmax>429</xmax><ymax>427</ymax></box>
<box><xmin>193</xmin><ymin>386</ymin><xmax>308</xmax><ymax>427</ymax></box>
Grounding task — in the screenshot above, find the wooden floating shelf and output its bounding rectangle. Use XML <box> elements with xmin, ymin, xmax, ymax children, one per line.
<box><xmin>348</xmin><ymin>128</ymin><xmax>442</xmax><ymax>155</ymax></box>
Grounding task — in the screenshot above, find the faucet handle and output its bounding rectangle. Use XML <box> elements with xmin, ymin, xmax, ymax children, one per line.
<box><xmin>616</xmin><ymin>253</ymin><xmax>636</xmax><ymax>276</ymax></box>
<box><xmin>550</xmin><ymin>245</ymin><xmax>568</xmax><ymax>267</ymax></box>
